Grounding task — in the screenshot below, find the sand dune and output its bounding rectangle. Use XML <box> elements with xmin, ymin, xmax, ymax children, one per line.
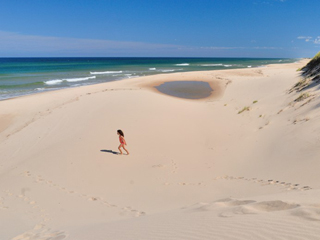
<box><xmin>2</xmin><ymin>59</ymin><xmax>320</xmax><ymax>239</ymax></box>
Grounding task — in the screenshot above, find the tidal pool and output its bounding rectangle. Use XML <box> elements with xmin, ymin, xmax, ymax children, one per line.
<box><xmin>155</xmin><ymin>81</ymin><xmax>213</xmax><ymax>99</ymax></box>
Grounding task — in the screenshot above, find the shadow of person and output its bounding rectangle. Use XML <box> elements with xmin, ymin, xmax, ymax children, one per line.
<box><xmin>100</xmin><ymin>149</ymin><xmax>119</xmax><ymax>155</ymax></box>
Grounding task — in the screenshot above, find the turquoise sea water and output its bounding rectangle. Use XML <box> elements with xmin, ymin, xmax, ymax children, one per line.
<box><xmin>0</xmin><ymin>58</ymin><xmax>298</xmax><ymax>100</ymax></box>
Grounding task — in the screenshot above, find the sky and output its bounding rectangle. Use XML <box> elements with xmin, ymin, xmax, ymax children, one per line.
<box><xmin>0</xmin><ymin>0</ymin><xmax>319</xmax><ymax>58</ymax></box>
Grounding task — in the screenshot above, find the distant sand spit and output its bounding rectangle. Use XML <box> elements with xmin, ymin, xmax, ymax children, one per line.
<box><xmin>2</xmin><ymin>60</ymin><xmax>320</xmax><ymax>240</ymax></box>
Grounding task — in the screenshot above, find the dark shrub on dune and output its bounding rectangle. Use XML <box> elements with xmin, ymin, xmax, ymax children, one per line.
<box><xmin>301</xmin><ymin>51</ymin><xmax>320</xmax><ymax>82</ymax></box>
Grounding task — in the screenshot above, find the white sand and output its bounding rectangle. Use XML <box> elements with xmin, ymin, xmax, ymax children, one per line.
<box><xmin>1</xmin><ymin>60</ymin><xmax>320</xmax><ymax>240</ymax></box>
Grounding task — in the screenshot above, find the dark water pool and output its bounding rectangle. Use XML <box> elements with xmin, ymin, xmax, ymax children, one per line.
<box><xmin>155</xmin><ymin>81</ymin><xmax>213</xmax><ymax>99</ymax></box>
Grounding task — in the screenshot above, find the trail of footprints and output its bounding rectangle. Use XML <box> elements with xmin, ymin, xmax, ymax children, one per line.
<box><xmin>21</xmin><ymin>171</ymin><xmax>146</xmax><ymax>218</ymax></box>
<box><xmin>167</xmin><ymin>173</ymin><xmax>312</xmax><ymax>191</ymax></box>
<box><xmin>0</xmin><ymin>196</ymin><xmax>8</xmax><ymax>210</ymax></box>
<box><xmin>1</xmin><ymin>188</ymin><xmax>65</xmax><ymax>240</ymax></box>
<box><xmin>5</xmin><ymin>97</ymin><xmax>80</xmax><ymax>140</ymax></box>
<box><xmin>2</xmin><ymin>188</ymin><xmax>50</xmax><ymax>224</ymax></box>
<box><xmin>4</xmin><ymin>169</ymin><xmax>312</xmax><ymax>238</ymax></box>
<box><xmin>152</xmin><ymin>159</ymin><xmax>178</xmax><ymax>174</ymax></box>
<box><xmin>2</xmin><ymin>169</ymin><xmax>146</xmax><ymax>240</ymax></box>
<box><xmin>217</xmin><ymin>175</ymin><xmax>312</xmax><ymax>191</ymax></box>
<box><xmin>171</xmin><ymin>159</ymin><xmax>178</xmax><ymax>174</ymax></box>
<box><xmin>153</xmin><ymin>159</ymin><xmax>179</xmax><ymax>185</ymax></box>
<box><xmin>152</xmin><ymin>160</ymin><xmax>312</xmax><ymax>191</ymax></box>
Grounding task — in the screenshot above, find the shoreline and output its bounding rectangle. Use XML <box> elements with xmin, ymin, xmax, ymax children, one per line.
<box><xmin>3</xmin><ymin>59</ymin><xmax>320</xmax><ymax>239</ymax></box>
<box><xmin>0</xmin><ymin>58</ymin><xmax>302</xmax><ymax>102</ymax></box>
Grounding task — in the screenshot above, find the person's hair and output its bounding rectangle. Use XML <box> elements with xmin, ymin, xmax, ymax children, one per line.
<box><xmin>117</xmin><ymin>129</ymin><xmax>124</xmax><ymax>137</ymax></box>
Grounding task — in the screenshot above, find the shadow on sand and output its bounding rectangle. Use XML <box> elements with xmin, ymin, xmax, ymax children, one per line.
<box><xmin>100</xmin><ymin>149</ymin><xmax>119</xmax><ymax>155</ymax></box>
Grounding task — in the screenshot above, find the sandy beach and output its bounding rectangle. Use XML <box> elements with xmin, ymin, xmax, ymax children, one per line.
<box><xmin>2</xmin><ymin>59</ymin><xmax>320</xmax><ymax>240</ymax></box>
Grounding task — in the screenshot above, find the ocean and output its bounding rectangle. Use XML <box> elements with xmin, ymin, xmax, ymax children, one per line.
<box><xmin>0</xmin><ymin>57</ymin><xmax>298</xmax><ymax>100</ymax></box>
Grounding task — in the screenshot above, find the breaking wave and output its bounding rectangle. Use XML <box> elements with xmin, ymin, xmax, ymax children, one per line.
<box><xmin>90</xmin><ymin>71</ymin><xmax>123</xmax><ymax>74</ymax></box>
<box><xmin>44</xmin><ymin>76</ymin><xmax>96</xmax><ymax>85</ymax></box>
<box><xmin>200</xmin><ymin>64</ymin><xmax>223</xmax><ymax>66</ymax></box>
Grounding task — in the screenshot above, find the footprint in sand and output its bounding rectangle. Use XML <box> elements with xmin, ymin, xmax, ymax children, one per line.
<box><xmin>135</xmin><ymin>211</ymin><xmax>146</xmax><ymax>217</ymax></box>
<box><xmin>170</xmin><ymin>159</ymin><xmax>178</xmax><ymax>174</ymax></box>
<box><xmin>178</xmin><ymin>182</ymin><xmax>204</xmax><ymax>186</ymax></box>
<box><xmin>0</xmin><ymin>198</ymin><xmax>8</xmax><ymax>210</ymax></box>
<box><xmin>299</xmin><ymin>186</ymin><xmax>312</xmax><ymax>191</ymax></box>
<box><xmin>102</xmin><ymin>201</ymin><xmax>112</xmax><ymax>207</ymax></box>
<box><xmin>152</xmin><ymin>164</ymin><xmax>166</xmax><ymax>168</ymax></box>
<box><xmin>20</xmin><ymin>171</ymin><xmax>147</xmax><ymax>218</ymax></box>
<box><xmin>21</xmin><ymin>171</ymin><xmax>31</xmax><ymax>177</ymax></box>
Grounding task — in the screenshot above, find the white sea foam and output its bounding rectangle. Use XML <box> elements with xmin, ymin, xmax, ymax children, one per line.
<box><xmin>161</xmin><ymin>69</ymin><xmax>175</xmax><ymax>72</ymax></box>
<box><xmin>176</xmin><ymin>63</ymin><xmax>189</xmax><ymax>66</ymax></box>
<box><xmin>224</xmin><ymin>65</ymin><xmax>232</xmax><ymax>67</ymax></box>
<box><xmin>90</xmin><ymin>71</ymin><xmax>123</xmax><ymax>74</ymax></box>
<box><xmin>65</xmin><ymin>76</ymin><xmax>96</xmax><ymax>82</ymax></box>
<box><xmin>200</xmin><ymin>64</ymin><xmax>223</xmax><ymax>66</ymax></box>
<box><xmin>44</xmin><ymin>76</ymin><xmax>96</xmax><ymax>85</ymax></box>
<box><xmin>44</xmin><ymin>79</ymin><xmax>63</xmax><ymax>85</ymax></box>
<box><xmin>149</xmin><ymin>68</ymin><xmax>156</xmax><ymax>70</ymax></box>
<box><xmin>247</xmin><ymin>66</ymin><xmax>252</xmax><ymax>68</ymax></box>
<box><xmin>127</xmin><ymin>75</ymin><xmax>140</xmax><ymax>79</ymax></box>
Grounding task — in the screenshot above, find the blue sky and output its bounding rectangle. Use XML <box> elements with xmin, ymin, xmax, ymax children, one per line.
<box><xmin>0</xmin><ymin>0</ymin><xmax>319</xmax><ymax>57</ymax></box>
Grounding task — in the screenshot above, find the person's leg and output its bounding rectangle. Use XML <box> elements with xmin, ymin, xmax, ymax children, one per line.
<box><xmin>118</xmin><ymin>144</ymin><xmax>123</xmax><ymax>155</ymax></box>
<box><xmin>123</xmin><ymin>146</ymin><xmax>129</xmax><ymax>155</ymax></box>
